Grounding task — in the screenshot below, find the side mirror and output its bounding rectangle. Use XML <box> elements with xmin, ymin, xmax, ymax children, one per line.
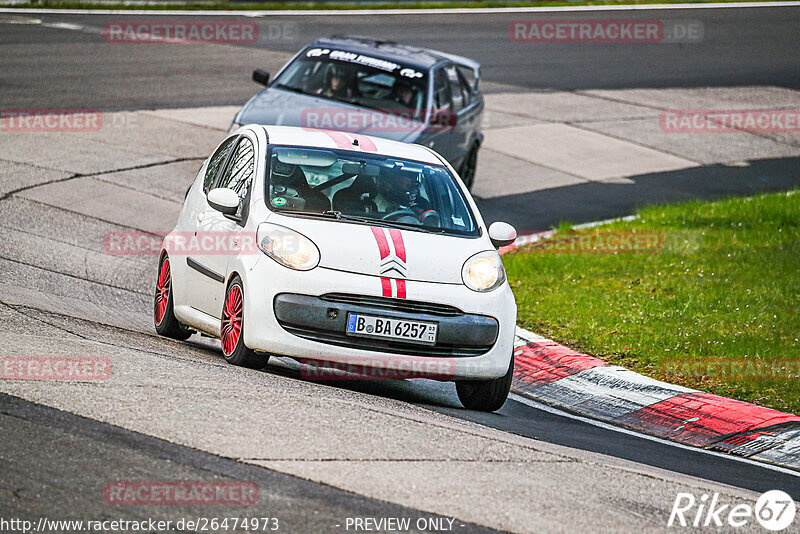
<box><xmin>252</xmin><ymin>69</ymin><xmax>270</xmax><ymax>86</ymax></box>
<box><xmin>489</xmin><ymin>221</ymin><xmax>517</xmax><ymax>249</ymax></box>
<box><xmin>207</xmin><ymin>188</ymin><xmax>240</xmax><ymax>216</ymax></box>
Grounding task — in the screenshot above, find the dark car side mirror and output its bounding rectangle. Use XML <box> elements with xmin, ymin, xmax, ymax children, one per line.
<box><xmin>252</xmin><ymin>69</ymin><xmax>270</xmax><ymax>86</ymax></box>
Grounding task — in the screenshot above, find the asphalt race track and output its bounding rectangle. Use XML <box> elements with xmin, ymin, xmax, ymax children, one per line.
<box><xmin>1</xmin><ymin>5</ymin><xmax>800</xmax><ymax>532</ymax></box>
<box><xmin>2</xmin><ymin>7</ymin><xmax>800</xmax><ymax>109</ymax></box>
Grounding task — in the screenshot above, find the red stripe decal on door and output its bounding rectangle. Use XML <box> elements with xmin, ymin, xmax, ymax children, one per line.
<box><xmin>395</xmin><ymin>279</ymin><xmax>406</xmax><ymax>299</ymax></box>
<box><xmin>381</xmin><ymin>277</ymin><xmax>392</xmax><ymax>297</ymax></box>
<box><xmin>371</xmin><ymin>227</ymin><xmax>390</xmax><ymax>259</ymax></box>
<box><xmin>388</xmin><ymin>229</ymin><xmax>406</xmax><ymax>263</ymax></box>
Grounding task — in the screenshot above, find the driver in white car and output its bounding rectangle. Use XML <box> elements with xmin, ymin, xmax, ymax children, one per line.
<box><xmin>373</xmin><ymin>163</ymin><xmax>434</xmax><ymax>219</ymax></box>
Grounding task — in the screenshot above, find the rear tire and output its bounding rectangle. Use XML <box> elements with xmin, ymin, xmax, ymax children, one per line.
<box><xmin>459</xmin><ymin>144</ymin><xmax>478</xmax><ymax>190</ymax></box>
<box><xmin>154</xmin><ymin>255</ymin><xmax>192</xmax><ymax>341</ymax></box>
<box><xmin>221</xmin><ymin>276</ymin><xmax>269</xmax><ymax>369</ymax></box>
<box><xmin>455</xmin><ymin>354</ymin><xmax>513</xmax><ymax>412</ymax></box>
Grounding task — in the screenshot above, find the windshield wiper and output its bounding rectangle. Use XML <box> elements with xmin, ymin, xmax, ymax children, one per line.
<box><xmin>279</xmin><ymin>209</ymin><xmax>441</xmax><ymax>233</ymax></box>
<box><xmin>278</xmin><ymin>210</ymin><xmax>340</xmax><ymax>219</ymax></box>
<box><xmin>324</xmin><ymin>211</ymin><xmax>445</xmax><ymax>233</ymax></box>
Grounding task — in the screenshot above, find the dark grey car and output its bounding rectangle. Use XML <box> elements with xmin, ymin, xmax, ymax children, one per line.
<box><xmin>230</xmin><ymin>36</ymin><xmax>484</xmax><ymax>189</ymax></box>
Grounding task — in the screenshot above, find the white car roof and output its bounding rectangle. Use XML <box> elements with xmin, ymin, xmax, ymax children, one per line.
<box><xmin>257</xmin><ymin>125</ymin><xmax>443</xmax><ymax>166</ymax></box>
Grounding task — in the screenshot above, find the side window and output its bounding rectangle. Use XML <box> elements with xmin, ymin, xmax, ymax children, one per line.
<box><xmin>216</xmin><ymin>137</ymin><xmax>255</xmax><ymax>217</ymax></box>
<box><xmin>433</xmin><ymin>68</ymin><xmax>452</xmax><ymax>112</ymax></box>
<box><xmin>203</xmin><ymin>136</ymin><xmax>236</xmax><ymax>193</ymax></box>
<box><xmin>456</xmin><ymin>69</ymin><xmax>473</xmax><ymax>107</ymax></box>
<box><xmin>456</xmin><ymin>65</ymin><xmax>477</xmax><ymax>95</ymax></box>
<box><xmin>445</xmin><ymin>65</ymin><xmax>465</xmax><ymax>113</ymax></box>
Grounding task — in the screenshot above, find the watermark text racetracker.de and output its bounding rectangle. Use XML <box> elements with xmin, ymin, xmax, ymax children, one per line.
<box><xmin>301</xmin><ymin>357</ymin><xmax>457</xmax><ymax>381</ymax></box>
<box><xmin>668</xmin><ymin>490</ymin><xmax>796</xmax><ymax>531</ymax></box>
<box><xmin>301</xmin><ymin>108</ymin><xmax>455</xmax><ymax>133</ymax></box>
<box><xmin>105</xmin><ymin>231</ymin><xmax>259</xmax><ymax>256</ymax></box>
<box><xmin>1</xmin><ymin>356</ymin><xmax>111</xmax><ymax>381</ymax></box>
<box><xmin>104</xmin><ymin>481</ymin><xmax>258</xmax><ymax>506</ymax></box>
<box><xmin>1</xmin><ymin>109</ymin><xmax>100</xmax><ymax>132</ymax></box>
<box><xmin>661</xmin><ymin>358</ymin><xmax>800</xmax><ymax>382</ymax></box>
<box><xmin>520</xmin><ymin>230</ymin><xmax>664</xmax><ymax>254</ymax></box>
<box><xmin>0</xmin><ymin>108</ymin><xmax>138</xmax><ymax>132</ymax></box>
<box><xmin>0</xmin><ymin>517</ymin><xmax>279</xmax><ymax>533</ymax></box>
<box><xmin>660</xmin><ymin>109</ymin><xmax>800</xmax><ymax>133</ymax></box>
<box><xmin>103</xmin><ymin>20</ymin><xmax>298</xmax><ymax>44</ymax></box>
<box><xmin>510</xmin><ymin>19</ymin><xmax>703</xmax><ymax>43</ymax></box>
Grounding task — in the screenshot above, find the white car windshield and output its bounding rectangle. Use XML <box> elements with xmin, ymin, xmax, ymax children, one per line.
<box><xmin>266</xmin><ymin>145</ymin><xmax>480</xmax><ymax>237</ymax></box>
<box><xmin>272</xmin><ymin>48</ymin><xmax>428</xmax><ymax>122</ymax></box>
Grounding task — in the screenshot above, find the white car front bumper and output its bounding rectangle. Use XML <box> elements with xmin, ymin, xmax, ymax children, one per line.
<box><xmin>240</xmin><ymin>257</ymin><xmax>516</xmax><ymax>380</ymax></box>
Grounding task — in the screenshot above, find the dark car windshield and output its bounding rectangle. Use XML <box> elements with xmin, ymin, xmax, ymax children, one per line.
<box><xmin>266</xmin><ymin>145</ymin><xmax>479</xmax><ymax>237</ymax></box>
<box><xmin>272</xmin><ymin>47</ymin><xmax>428</xmax><ymax>122</ymax></box>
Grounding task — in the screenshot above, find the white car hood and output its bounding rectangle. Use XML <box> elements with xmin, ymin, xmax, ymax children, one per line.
<box><xmin>274</xmin><ymin>216</ymin><xmax>489</xmax><ymax>285</ymax></box>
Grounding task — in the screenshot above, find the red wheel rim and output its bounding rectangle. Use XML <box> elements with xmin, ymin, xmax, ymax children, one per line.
<box><xmin>221</xmin><ymin>284</ymin><xmax>243</xmax><ymax>356</ymax></box>
<box><xmin>154</xmin><ymin>258</ymin><xmax>171</xmax><ymax>326</ymax></box>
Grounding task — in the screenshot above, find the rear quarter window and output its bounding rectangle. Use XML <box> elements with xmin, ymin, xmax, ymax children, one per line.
<box><xmin>203</xmin><ymin>136</ymin><xmax>237</xmax><ymax>193</ymax></box>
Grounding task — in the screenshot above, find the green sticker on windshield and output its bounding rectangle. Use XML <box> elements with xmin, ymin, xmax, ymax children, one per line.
<box><xmin>271</xmin><ymin>197</ymin><xmax>287</xmax><ymax>207</ymax></box>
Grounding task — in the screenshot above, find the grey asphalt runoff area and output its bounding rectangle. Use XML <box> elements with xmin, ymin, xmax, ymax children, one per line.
<box><xmin>1</xmin><ymin>6</ymin><xmax>800</xmax><ymax>533</ymax></box>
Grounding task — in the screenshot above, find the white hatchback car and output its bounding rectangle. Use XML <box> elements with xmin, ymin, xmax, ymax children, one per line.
<box><xmin>155</xmin><ymin>125</ymin><xmax>517</xmax><ymax>411</ymax></box>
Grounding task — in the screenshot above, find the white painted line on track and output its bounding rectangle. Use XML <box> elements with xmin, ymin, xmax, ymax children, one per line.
<box><xmin>1</xmin><ymin>1</ymin><xmax>799</xmax><ymax>16</ymax></box>
<box><xmin>572</xmin><ymin>214</ymin><xmax>639</xmax><ymax>230</ymax></box>
<box><xmin>509</xmin><ymin>392</ymin><xmax>800</xmax><ymax>477</ymax></box>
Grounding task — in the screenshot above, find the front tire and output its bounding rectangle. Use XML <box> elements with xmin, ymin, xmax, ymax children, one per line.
<box><xmin>221</xmin><ymin>276</ymin><xmax>269</xmax><ymax>369</ymax></box>
<box><xmin>154</xmin><ymin>255</ymin><xmax>192</xmax><ymax>341</ymax></box>
<box><xmin>455</xmin><ymin>354</ymin><xmax>514</xmax><ymax>412</ymax></box>
<box><xmin>459</xmin><ymin>144</ymin><xmax>478</xmax><ymax>190</ymax></box>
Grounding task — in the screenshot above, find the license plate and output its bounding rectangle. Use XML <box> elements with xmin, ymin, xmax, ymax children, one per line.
<box><xmin>346</xmin><ymin>313</ymin><xmax>437</xmax><ymax>345</ymax></box>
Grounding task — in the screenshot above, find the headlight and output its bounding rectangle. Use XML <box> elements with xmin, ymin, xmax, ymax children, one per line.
<box><xmin>257</xmin><ymin>223</ymin><xmax>319</xmax><ymax>270</ymax></box>
<box><xmin>462</xmin><ymin>251</ymin><xmax>505</xmax><ymax>292</ymax></box>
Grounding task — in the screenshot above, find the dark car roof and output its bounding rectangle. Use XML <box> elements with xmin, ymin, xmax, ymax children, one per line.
<box><xmin>310</xmin><ymin>36</ymin><xmax>473</xmax><ymax>71</ymax></box>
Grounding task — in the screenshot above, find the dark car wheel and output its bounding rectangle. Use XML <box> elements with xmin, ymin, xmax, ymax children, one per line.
<box><xmin>455</xmin><ymin>353</ymin><xmax>514</xmax><ymax>412</ymax></box>
<box><xmin>221</xmin><ymin>276</ymin><xmax>270</xmax><ymax>369</ymax></box>
<box><xmin>459</xmin><ymin>144</ymin><xmax>479</xmax><ymax>190</ymax></box>
<box><xmin>154</xmin><ymin>255</ymin><xmax>192</xmax><ymax>341</ymax></box>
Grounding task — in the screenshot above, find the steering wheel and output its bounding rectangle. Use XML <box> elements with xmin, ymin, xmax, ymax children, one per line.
<box><xmin>420</xmin><ymin>210</ymin><xmax>440</xmax><ymax>227</ymax></box>
<box><xmin>383</xmin><ymin>209</ymin><xmax>421</xmax><ymax>224</ymax></box>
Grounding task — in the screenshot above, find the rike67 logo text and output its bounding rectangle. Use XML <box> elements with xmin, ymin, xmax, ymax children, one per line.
<box><xmin>668</xmin><ymin>490</ymin><xmax>795</xmax><ymax>531</ymax></box>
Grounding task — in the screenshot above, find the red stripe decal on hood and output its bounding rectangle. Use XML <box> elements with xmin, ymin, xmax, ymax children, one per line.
<box><xmin>372</xmin><ymin>227</ymin><xmax>406</xmax><ymax>299</ymax></box>
<box><xmin>302</xmin><ymin>128</ymin><xmax>377</xmax><ymax>152</ymax></box>
<box><xmin>388</xmin><ymin>229</ymin><xmax>406</xmax><ymax>263</ymax></box>
<box><xmin>395</xmin><ymin>279</ymin><xmax>406</xmax><ymax>299</ymax></box>
<box><xmin>303</xmin><ymin>128</ymin><xmax>352</xmax><ymax>150</ymax></box>
<box><xmin>371</xmin><ymin>227</ymin><xmax>390</xmax><ymax>259</ymax></box>
<box><xmin>350</xmin><ymin>134</ymin><xmax>377</xmax><ymax>152</ymax></box>
<box><xmin>381</xmin><ymin>277</ymin><xmax>392</xmax><ymax>297</ymax></box>
<box><xmin>321</xmin><ymin>129</ymin><xmax>352</xmax><ymax>150</ymax></box>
